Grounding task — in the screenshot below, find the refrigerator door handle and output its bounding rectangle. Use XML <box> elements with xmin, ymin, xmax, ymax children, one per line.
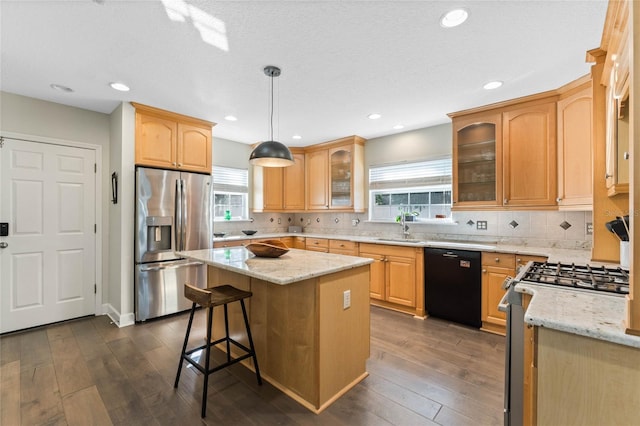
<box><xmin>175</xmin><ymin>179</ymin><xmax>183</xmax><ymax>251</ymax></box>
<box><xmin>180</xmin><ymin>178</ymin><xmax>187</xmax><ymax>251</ymax></box>
<box><xmin>140</xmin><ymin>261</ymin><xmax>204</xmax><ymax>272</ymax></box>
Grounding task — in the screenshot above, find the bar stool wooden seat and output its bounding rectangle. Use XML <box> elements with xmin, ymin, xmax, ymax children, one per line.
<box><xmin>174</xmin><ymin>284</ymin><xmax>262</xmax><ymax>418</ymax></box>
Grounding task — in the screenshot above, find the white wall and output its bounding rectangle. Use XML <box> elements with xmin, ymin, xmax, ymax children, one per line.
<box><xmin>108</xmin><ymin>102</ymin><xmax>136</xmax><ymax>325</ymax></box>
<box><xmin>0</xmin><ymin>91</ymin><xmax>112</xmax><ymax>310</ymax></box>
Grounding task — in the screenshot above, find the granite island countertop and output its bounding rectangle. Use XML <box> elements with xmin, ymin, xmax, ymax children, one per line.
<box><xmin>515</xmin><ymin>283</ymin><xmax>640</xmax><ymax>349</ymax></box>
<box><xmin>178</xmin><ymin>247</ymin><xmax>373</xmax><ymax>285</ymax></box>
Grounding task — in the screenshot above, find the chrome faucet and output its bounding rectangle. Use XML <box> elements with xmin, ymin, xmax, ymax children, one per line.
<box><xmin>399</xmin><ymin>208</ymin><xmax>411</xmax><ymax>239</ymax></box>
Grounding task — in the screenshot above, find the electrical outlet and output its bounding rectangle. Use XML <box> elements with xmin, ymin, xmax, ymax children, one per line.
<box><xmin>343</xmin><ymin>290</ymin><xmax>351</xmax><ymax>310</ymax></box>
<box><xmin>352</xmin><ymin>219</ymin><xmax>360</xmax><ymax>226</ymax></box>
<box><xmin>586</xmin><ymin>222</ymin><xmax>593</xmax><ymax>235</ymax></box>
<box><xmin>477</xmin><ymin>220</ymin><xmax>488</xmax><ymax>230</ymax></box>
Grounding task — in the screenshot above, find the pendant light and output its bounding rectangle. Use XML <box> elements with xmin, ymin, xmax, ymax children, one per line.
<box><xmin>249</xmin><ymin>65</ymin><xmax>295</xmax><ymax>167</ymax></box>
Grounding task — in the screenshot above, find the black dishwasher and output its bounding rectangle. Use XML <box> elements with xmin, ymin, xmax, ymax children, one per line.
<box><xmin>424</xmin><ymin>248</ymin><xmax>481</xmax><ymax>328</ymax></box>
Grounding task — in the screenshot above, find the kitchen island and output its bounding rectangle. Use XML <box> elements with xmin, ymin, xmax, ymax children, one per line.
<box><xmin>178</xmin><ymin>247</ymin><xmax>373</xmax><ymax>413</ymax></box>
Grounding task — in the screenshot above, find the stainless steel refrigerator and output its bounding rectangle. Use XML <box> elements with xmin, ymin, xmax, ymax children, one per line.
<box><xmin>134</xmin><ymin>167</ymin><xmax>212</xmax><ymax>321</ymax></box>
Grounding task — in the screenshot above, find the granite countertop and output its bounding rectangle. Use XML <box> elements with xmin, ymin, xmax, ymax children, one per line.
<box><xmin>214</xmin><ymin>232</ymin><xmax>597</xmax><ymax>265</ymax></box>
<box><xmin>178</xmin><ymin>247</ymin><xmax>373</xmax><ymax>285</ymax></box>
<box><xmin>515</xmin><ymin>283</ymin><xmax>640</xmax><ymax>349</ymax></box>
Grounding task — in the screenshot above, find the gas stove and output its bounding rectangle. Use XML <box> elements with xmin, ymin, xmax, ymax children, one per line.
<box><xmin>516</xmin><ymin>261</ymin><xmax>629</xmax><ymax>295</ymax></box>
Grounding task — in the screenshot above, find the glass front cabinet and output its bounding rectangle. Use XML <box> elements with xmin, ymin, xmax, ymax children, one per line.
<box><xmin>329</xmin><ymin>146</ymin><xmax>353</xmax><ymax>208</ymax></box>
<box><xmin>451</xmin><ymin>112</ymin><xmax>502</xmax><ymax>208</ymax></box>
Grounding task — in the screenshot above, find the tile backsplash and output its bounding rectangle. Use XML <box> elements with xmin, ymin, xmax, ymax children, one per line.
<box><xmin>215</xmin><ymin>210</ymin><xmax>593</xmax><ymax>250</ymax></box>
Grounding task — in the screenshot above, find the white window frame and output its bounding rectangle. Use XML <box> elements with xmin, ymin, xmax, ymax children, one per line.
<box><xmin>213</xmin><ymin>166</ymin><xmax>249</xmax><ymax>221</ymax></box>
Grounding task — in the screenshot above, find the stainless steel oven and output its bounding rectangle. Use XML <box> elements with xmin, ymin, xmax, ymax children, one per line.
<box><xmin>500</xmin><ymin>261</ymin><xmax>629</xmax><ymax>426</ymax></box>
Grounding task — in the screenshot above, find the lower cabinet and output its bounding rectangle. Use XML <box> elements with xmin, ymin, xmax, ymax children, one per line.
<box><xmin>305</xmin><ymin>237</ymin><xmax>329</xmax><ymax>252</ymax></box>
<box><xmin>359</xmin><ymin>243</ymin><xmax>424</xmax><ymax>317</ymax></box>
<box><xmin>329</xmin><ymin>239</ymin><xmax>358</xmax><ymax>256</ymax></box>
<box><xmin>481</xmin><ymin>253</ymin><xmax>547</xmax><ymax>335</ymax></box>
<box><xmin>281</xmin><ymin>236</ymin><xmax>306</xmax><ymax>249</ymax></box>
<box><xmin>523</xmin><ymin>293</ymin><xmax>537</xmax><ymax>426</ymax></box>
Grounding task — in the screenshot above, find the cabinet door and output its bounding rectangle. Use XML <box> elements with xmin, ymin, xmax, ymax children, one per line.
<box><xmin>283</xmin><ymin>153</ymin><xmax>305</xmax><ymax>210</ymax></box>
<box><xmin>329</xmin><ymin>145</ymin><xmax>353</xmax><ymax>209</ymax></box>
<box><xmin>557</xmin><ymin>86</ymin><xmax>593</xmax><ymax>208</ymax></box>
<box><xmin>503</xmin><ymin>102</ymin><xmax>557</xmax><ymax>207</ymax></box>
<box><xmin>359</xmin><ymin>251</ymin><xmax>385</xmax><ymax>300</ymax></box>
<box><xmin>263</xmin><ymin>166</ymin><xmax>284</xmax><ymax>210</ymax></box>
<box><xmin>177</xmin><ymin>123</ymin><xmax>212</xmax><ymax>173</ymax></box>
<box><xmin>305</xmin><ymin>149</ymin><xmax>329</xmax><ymax>210</ymax></box>
<box><xmin>481</xmin><ymin>265</ymin><xmax>513</xmax><ymax>331</ymax></box>
<box><xmin>135</xmin><ymin>113</ymin><xmax>177</xmax><ymax>168</ymax></box>
<box><xmin>386</xmin><ymin>255</ymin><xmax>416</xmax><ymax>307</ymax></box>
<box><xmin>452</xmin><ymin>112</ymin><xmax>502</xmax><ymax>208</ymax></box>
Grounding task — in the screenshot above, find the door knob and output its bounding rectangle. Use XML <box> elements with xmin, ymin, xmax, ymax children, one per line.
<box><xmin>0</xmin><ymin>242</ymin><xmax>8</xmax><ymax>248</ymax></box>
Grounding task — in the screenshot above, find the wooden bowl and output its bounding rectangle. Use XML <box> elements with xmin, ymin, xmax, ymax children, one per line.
<box><xmin>245</xmin><ymin>239</ymin><xmax>290</xmax><ymax>258</ymax></box>
<box><xmin>242</xmin><ymin>230</ymin><xmax>258</xmax><ymax>236</ymax></box>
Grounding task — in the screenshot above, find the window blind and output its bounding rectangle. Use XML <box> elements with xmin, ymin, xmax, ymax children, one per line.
<box><xmin>213</xmin><ymin>166</ymin><xmax>248</xmax><ymax>193</ymax></box>
<box><xmin>369</xmin><ymin>158</ymin><xmax>452</xmax><ymax>190</ymax></box>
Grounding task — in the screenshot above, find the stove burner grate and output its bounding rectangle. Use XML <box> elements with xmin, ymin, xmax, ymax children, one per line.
<box><xmin>521</xmin><ymin>262</ymin><xmax>629</xmax><ymax>294</ymax></box>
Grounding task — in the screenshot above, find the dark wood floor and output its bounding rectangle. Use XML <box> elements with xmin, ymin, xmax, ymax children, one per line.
<box><xmin>0</xmin><ymin>306</ymin><xmax>505</xmax><ymax>425</ymax></box>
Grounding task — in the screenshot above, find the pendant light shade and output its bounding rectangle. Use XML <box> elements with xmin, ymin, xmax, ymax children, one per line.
<box><xmin>249</xmin><ymin>65</ymin><xmax>295</xmax><ymax>167</ymax></box>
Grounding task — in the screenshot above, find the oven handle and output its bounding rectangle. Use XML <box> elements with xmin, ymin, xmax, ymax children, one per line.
<box><xmin>498</xmin><ymin>277</ymin><xmax>515</xmax><ymax>312</ymax></box>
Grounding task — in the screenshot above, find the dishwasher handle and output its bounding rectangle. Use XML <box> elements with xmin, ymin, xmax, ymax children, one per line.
<box><xmin>442</xmin><ymin>252</ymin><xmax>458</xmax><ymax>258</ymax></box>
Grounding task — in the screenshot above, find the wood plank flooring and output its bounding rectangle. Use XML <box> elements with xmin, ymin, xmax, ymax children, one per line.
<box><xmin>0</xmin><ymin>306</ymin><xmax>505</xmax><ymax>425</ymax></box>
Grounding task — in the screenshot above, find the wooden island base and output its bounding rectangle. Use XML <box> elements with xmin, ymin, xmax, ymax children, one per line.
<box><xmin>206</xmin><ymin>264</ymin><xmax>371</xmax><ymax>413</ymax></box>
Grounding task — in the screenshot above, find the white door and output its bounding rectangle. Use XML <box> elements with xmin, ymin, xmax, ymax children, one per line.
<box><xmin>0</xmin><ymin>138</ymin><xmax>96</xmax><ymax>333</ymax></box>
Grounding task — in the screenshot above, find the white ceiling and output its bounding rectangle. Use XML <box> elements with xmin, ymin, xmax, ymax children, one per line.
<box><xmin>0</xmin><ymin>0</ymin><xmax>608</xmax><ymax>146</ymax></box>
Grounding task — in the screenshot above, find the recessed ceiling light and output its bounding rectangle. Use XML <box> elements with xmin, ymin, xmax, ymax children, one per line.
<box><xmin>483</xmin><ymin>80</ymin><xmax>503</xmax><ymax>90</ymax></box>
<box><xmin>440</xmin><ymin>9</ymin><xmax>468</xmax><ymax>28</ymax></box>
<box><xmin>368</xmin><ymin>113</ymin><xmax>382</xmax><ymax>120</ymax></box>
<box><xmin>109</xmin><ymin>82</ymin><xmax>130</xmax><ymax>92</ymax></box>
<box><xmin>292</xmin><ymin>135</ymin><xmax>302</xmax><ymax>140</ymax></box>
<box><xmin>393</xmin><ymin>124</ymin><xmax>405</xmax><ymax>130</ymax></box>
<box><xmin>50</xmin><ymin>83</ymin><xmax>73</xmax><ymax>93</ymax></box>
<box><xmin>224</xmin><ymin>115</ymin><xmax>238</xmax><ymax>121</ymax></box>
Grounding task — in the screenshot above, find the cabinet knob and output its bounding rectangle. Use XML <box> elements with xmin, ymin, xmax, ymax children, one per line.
<box><xmin>605</xmin><ymin>173</ymin><xmax>613</xmax><ymax>179</ymax></box>
<box><xmin>503</xmin><ymin>198</ymin><xmax>508</xmax><ymax>204</ymax></box>
<box><xmin>556</xmin><ymin>197</ymin><xmax>562</xmax><ymax>202</ymax></box>
<box><xmin>495</xmin><ymin>257</ymin><xmax>500</xmax><ymax>263</ymax></box>
<box><xmin>172</xmin><ymin>162</ymin><xmax>177</xmax><ymax>166</ymax></box>
<box><xmin>178</xmin><ymin>163</ymin><xmax>183</xmax><ymax>167</ymax></box>
<box><xmin>517</xmin><ymin>258</ymin><xmax>522</xmax><ymax>263</ymax></box>
<box><xmin>624</xmin><ymin>152</ymin><xmax>630</xmax><ymax>160</ymax></box>
<box><xmin>482</xmin><ymin>269</ymin><xmax>487</xmax><ymax>273</ymax></box>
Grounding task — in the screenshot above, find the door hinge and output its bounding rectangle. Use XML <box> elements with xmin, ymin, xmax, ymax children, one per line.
<box><xmin>94</xmin><ymin>163</ymin><xmax>97</xmax><ymax>173</ymax></box>
<box><xmin>94</xmin><ymin>224</ymin><xmax>97</xmax><ymax>233</ymax></box>
<box><xmin>0</xmin><ymin>136</ymin><xmax>4</xmax><ymax>148</ymax></box>
<box><xmin>94</xmin><ymin>284</ymin><xmax>97</xmax><ymax>294</ymax></box>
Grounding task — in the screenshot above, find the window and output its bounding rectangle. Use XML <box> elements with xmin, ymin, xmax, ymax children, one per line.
<box><xmin>369</xmin><ymin>158</ymin><xmax>452</xmax><ymax>221</ymax></box>
<box><xmin>213</xmin><ymin>166</ymin><xmax>249</xmax><ymax>221</ymax></box>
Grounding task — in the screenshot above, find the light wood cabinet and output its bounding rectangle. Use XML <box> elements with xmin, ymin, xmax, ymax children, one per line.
<box><xmin>305</xmin><ymin>237</ymin><xmax>329</xmax><ymax>253</ymax></box>
<box><xmin>359</xmin><ymin>243</ymin><xmax>424</xmax><ymax>317</ymax></box>
<box><xmin>450</xmin><ymin>97</ymin><xmax>557</xmax><ymax>209</ymax></box>
<box><xmin>256</xmin><ymin>150</ymin><xmax>305</xmax><ymax>211</ymax></box>
<box><xmin>132</xmin><ymin>103</ymin><xmax>213</xmax><ymax>174</ymax></box>
<box><xmin>305</xmin><ymin>136</ymin><xmax>365</xmax><ymax>212</ymax></box>
<box><xmin>502</xmin><ymin>101</ymin><xmax>557</xmax><ymax>207</ymax></box>
<box><xmin>213</xmin><ymin>239</ymin><xmax>247</xmax><ymax>248</ymax></box>
<box><xmin>522</xmin><ymin>294</ymin><xmax>537</xmax><ymax>426</ymax></box>
<box><xmin>305</xmin><ymin>149</ymin><xmax>329</xmax><ymax>210</ymax></box>
<box><xmin>481</xmin><ymin>253</ymin><xmax>546</xmax><ymax>336</ymax></box>
<box><xmin>557</xmin><ymin>79</ymin><xmax>593</xmax><ymax>210</ymax></box>
<box><xmin>329</xmin><ymin>239</ymin><xmax>358</xmax><ymax>256</ymax></box>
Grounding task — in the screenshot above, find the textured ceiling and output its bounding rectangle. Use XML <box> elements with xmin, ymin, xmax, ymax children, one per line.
<box><xmin>0</xmin><ymin>0</ymin><xmax>608</xmax><ymax>146</ymax></box>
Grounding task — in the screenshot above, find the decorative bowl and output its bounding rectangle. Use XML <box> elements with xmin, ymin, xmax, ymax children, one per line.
<box><xmin>245</xmin><ymin>239</ymin><xmax>289</xmax><ymax>258</ymax></box>
<box><xmin>242</xmin><ymin>230</ymin><xmax>258</xmax><ymax>236</ymax></box>
<box><xmin>213</xmin><ymin>232</ymin><xmax>226</xmax><ymax>238</ymax></box>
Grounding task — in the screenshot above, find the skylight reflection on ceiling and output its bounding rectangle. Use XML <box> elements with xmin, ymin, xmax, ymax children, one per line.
<box><xmin>160</xmin><ymin>0</ymin><xmax>229</xmax><ymax>52</ymax></box>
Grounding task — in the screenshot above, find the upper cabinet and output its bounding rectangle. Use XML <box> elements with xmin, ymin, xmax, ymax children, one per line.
<box><xmin>252</xmin><ymin>136</ymin><xmax>365</xmax><ymax>213</ymax></box>
<box><xmin>132</xmin><ymin>103</ymin><xmax>214</xmax><ymax>174</ymax></box>
<box><xmin>306</xmin><ymin>136</ymin><xmax>365</xmax><ymax>212</ymax></box>
<box><xmin>255</xmin><ymin>150</ymin><xmax>305</xmax><ymax>212</ymax></box>
<box><xmin>450</xmin><ymin>96</ymin><xmax>557</xmax><ymax>210</ymax></box>
<box><xmin>452</xmin><ymin>111</ymin><xmax>502</xmax><ymax>207</ymax></box>
<box><xmin>601</xmin><ymin>0</ymin><xmax>630</xmax><ymax>196</ymax></box>
<box><xmin>557</xmin><ymin>79</ymin><xmax>593</xmax><ymax>210</ymax></box>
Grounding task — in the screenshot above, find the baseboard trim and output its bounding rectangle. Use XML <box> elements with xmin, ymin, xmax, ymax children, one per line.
<box><xmin>103</xmin><ymin>303</ymin><xmax>135</xmax><ymax>328</ymax></box>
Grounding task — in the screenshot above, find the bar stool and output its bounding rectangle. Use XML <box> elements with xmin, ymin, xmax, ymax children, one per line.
<box><xmin>174</xmin><ymin>284</ymin><xmax>262</xmax><ymax>418</ymax></box>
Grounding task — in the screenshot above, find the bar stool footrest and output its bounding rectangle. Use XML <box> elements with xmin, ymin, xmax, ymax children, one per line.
<box><xmin>182</xmin><ymin>337</ymin><xmax>257</xmax><ymax>376</ymax></box>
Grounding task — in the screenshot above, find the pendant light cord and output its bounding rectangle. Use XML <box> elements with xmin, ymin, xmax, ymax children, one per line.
<box><xmin>270</xmin><ymin>73</ymin><xmax>274</xmax><ymax>141</ymax></box>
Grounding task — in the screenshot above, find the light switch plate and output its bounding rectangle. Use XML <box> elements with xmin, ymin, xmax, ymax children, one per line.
<box><xmin>343</xmin><ymin>290</ymin><xmax>351</xmax><ymax>310</ymax></box>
